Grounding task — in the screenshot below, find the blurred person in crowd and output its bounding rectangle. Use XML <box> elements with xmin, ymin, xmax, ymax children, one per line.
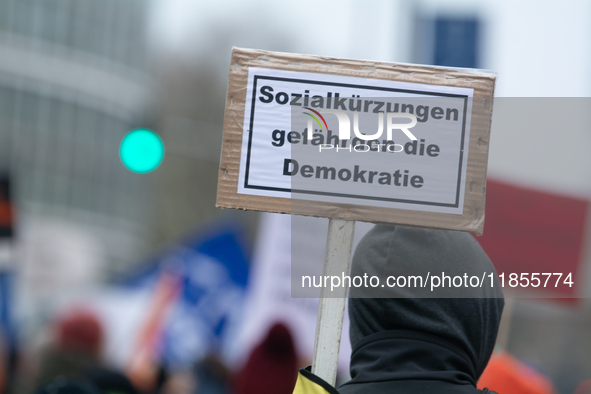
<box><xmin>574</xmin><ymin>379</ymin><xmax>591</xmax><ymax>394</ymax></box>
<box><xmin>33</xmin><ymin>309</ymin><xmax>137</xmax><ymax>394</ymax></box>
<box><xmin>34</xmin><ymin>377</ymin><xmax>103</xmax><ymax>394</ymax></box>
<box><xmin>154</xmin><ymin>368</ymin><xmax>194</xmax><ymax>394</ymax></box>
<box><xmin>235</xmin><ymin>322</ymin><xmax>298</xmax><ymax>394</ymax></box>
<box><xmin>192</xmin><ymin>354</ymin><xmax>231</xmax><ymax>394</ymax></box>
<box><xmin>336</xmin><ymin>226</ymin><xmax>505</xmax><ymax>393</ymax></box>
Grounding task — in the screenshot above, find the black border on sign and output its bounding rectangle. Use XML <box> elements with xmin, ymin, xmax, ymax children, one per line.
<box><xmin>243</xmin><ymin>74</ymin><xmax>470</xmax><ymax>208</ymax></box>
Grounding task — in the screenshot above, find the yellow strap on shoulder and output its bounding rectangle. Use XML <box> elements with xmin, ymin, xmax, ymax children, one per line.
<box><xmin>292</xmin><ymin>366</ymin><xmax>340</xmax><ymax>394</ymax></box>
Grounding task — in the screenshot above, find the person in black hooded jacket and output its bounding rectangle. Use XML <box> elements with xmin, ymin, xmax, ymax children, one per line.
<box><xmin>338</xmin><ymin>225</ymin><xmax>504</xmax><ymax>394</ymax></box>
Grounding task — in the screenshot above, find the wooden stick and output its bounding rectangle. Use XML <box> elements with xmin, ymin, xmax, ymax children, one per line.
<box><xmin>311</xmin><ymin>218</ymin><xmax>355</xmax><ymax>386</ymax></box>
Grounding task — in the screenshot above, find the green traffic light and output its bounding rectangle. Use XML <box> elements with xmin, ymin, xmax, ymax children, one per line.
<box><xmin>120</xmin><ymin>129</ymin><xmax>164</xmax><ymax>173</ymax></box>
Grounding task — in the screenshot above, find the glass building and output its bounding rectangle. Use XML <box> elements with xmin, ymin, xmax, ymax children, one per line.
<box><xmin>0</xmin><ymin>0</ymin><xmax>155</xmax><ymax>271</ymax></box>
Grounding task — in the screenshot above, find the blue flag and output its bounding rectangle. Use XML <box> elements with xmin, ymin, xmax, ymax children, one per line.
<box><xmin>124</xmin><ymin>223</ymin><xmax>249</xmax><ymax>368</ymax></box>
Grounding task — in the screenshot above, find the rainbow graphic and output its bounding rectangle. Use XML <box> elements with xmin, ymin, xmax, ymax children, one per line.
<box><xmin>302</xmin><ymin>107</ymin><xmax>328</xmax><ymax>132</ymax></box>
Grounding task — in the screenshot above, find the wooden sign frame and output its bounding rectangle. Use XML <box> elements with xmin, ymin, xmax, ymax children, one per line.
<box><xmin>216</xmin><ymin>47</ymin><xmax>495</xmax><ymax>234</ymax></box>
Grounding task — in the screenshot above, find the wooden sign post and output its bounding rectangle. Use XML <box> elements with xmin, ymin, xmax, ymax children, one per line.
<box><xmin>311</xmin><ymin>219</ymin><xmax>355</xmax><ymax>385</ymax></box>
<box><xmin>216</xmin><ymin>47</ymin><xmax>496</xmax><ymax>384</ymax></box>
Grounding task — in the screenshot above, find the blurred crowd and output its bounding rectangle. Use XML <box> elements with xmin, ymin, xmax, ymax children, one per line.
<box><xmin>5</xmin><ymin>313</ymin><xmax>301</xmax><ymax>394</ymax></box>
<box><xmin>1</xmin><ymin>272</ymin><xmax>581</xmax><ymax>394</ymax></box>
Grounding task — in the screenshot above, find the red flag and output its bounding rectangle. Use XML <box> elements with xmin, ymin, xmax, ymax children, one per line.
<box><xmin>476</xmin><ymin>179</ymin><xmax>588</xmax><ymax>298</ymax></box>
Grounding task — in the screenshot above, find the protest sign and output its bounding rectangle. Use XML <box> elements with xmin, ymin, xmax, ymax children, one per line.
<box><xmin>216</xmin><ymin>47</ymin><xmax>496</xmax><ymax>385</ymax></box>
<box><xmin>217</xmin><ymin>48</ymin><xmax>495</xmax><ymax>234</ymax></box>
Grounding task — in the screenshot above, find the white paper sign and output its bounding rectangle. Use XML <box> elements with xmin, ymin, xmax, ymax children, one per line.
<box><xmin>237</xmin><ymin>68</ymin><xmax>474</xmax><ymax>215</ymax></box>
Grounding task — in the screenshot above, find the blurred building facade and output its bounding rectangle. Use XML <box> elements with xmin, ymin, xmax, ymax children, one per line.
<box><xmin>0</xmin><ymin>0</ymin><xmax>155</xmax><ymax>277</ymax></box>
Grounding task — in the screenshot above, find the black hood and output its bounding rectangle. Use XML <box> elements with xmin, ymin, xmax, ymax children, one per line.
<box><xmin>341</xmin><ymin>330</ymin><xmax>486</xmax><ymax>394</ymax></box>
<box><xmin>347</xmin><ymin>225</ymin><xmax>504</xmax><ymax>383</ymax></box>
